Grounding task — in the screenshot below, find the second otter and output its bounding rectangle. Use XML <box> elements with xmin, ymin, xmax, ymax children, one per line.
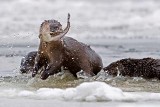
<box><xmin>103</xmin><ymin>58</ymin><xmax>160</xmax><ymax>79</ymax></box>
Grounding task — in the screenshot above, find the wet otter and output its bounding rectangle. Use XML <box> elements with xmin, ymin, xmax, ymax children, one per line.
<box><xmin>103</xmin><ymin>58</ymin><xmax>160</xmax><ymax>79</ymax></box>
<box><xmin>20</xmin><ymin>51</ymin><xmax>37</xmax><ymax>74</ymax></box>
<box><xmin>20</xmin><ymin>51</ymin><xmax>66</xmax><ymax>74</ymax></box>
<box><xmin>32</xmin><ymin>13</ymin><xmax>103</xmax><ymax>80</ymax></box>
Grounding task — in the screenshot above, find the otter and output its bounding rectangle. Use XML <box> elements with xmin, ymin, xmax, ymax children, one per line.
<box><xmin>103</xmin><ymin>58</ymin><xmax>160</xmax><ymax>79</ymax></box>
<box><xmin>32</xmin><ymin>13</ymin><xmax>103</xmax><ymax>80</ymax></box>
<box><xmin>20</xmin><ymin>51</ymin><xmax>66</xmax><ymax>74</ymax></box>
<box><xmin>20</xmin><ymin>51</ymin><xmax>37</xmax><ymax>74</ymax></box>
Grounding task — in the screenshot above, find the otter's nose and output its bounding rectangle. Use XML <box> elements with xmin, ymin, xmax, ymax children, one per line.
<box><xmin>20</xmin><ymin>67</ymin><xmax>27</xmax><ymax>74</ymax></box>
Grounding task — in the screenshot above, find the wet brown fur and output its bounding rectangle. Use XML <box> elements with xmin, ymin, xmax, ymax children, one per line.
<box><xmin>33</xmin><ymin>15</ymin><xmax>103</xmax><ymax>80</ymax></box>
<box><xmin>34</xmin><ymin>37</ymin><xmax>103</xmax><ymax>80</ymax></box>
<box><xmin>20</xmin><ymin>51</ymin><xmax>37</xmax><ymax>73</ymax></box>
<box><xmin>103</xmin><ymin>58</ymin><xmax>160</xmax><ymax>79</ymax></box>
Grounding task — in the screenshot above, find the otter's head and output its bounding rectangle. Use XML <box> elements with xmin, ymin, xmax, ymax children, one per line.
<box><xmin>20</xmin><ymin>57</ymin><xmax>35</xmax><ymax>74</ymax></box>
<box><xmin>39</xmin><ymin>13</ymin><xmax>70</xmax><ymax>42</ymax></box>
<box><xmin>20</xmin><ymin>52</ymin><xmax>37</xmax><ymax>74</ymax></box>
<box><xmin>103</xmin><ymin>61</ymin><xmax>124</xmax><ymax>76</ymax></box>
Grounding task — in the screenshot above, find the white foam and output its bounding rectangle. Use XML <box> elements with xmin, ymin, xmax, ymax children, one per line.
<box><xmin>18</xmin><ymin>90</ymin><xmax>34</xmax><ymax>97</ymax></box>
<box><xmin>1</xmin><ymin>81</ymin><xmax>160</xmax><ymax>102</ymax></box>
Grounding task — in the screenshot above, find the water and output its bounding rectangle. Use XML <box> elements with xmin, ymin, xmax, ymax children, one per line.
<box><xmin>1</xmin><ymin>0</ymin><xmax>160</xmax><ymax>107</ymax></box>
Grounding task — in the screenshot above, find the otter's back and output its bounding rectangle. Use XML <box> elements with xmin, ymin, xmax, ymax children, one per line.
<box><xmin>63</xmin><ymin>37</ymin><xmax>103</xmax><ymax>69</ymax></box>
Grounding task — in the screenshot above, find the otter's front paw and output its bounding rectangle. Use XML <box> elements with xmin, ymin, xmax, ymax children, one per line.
<box><xmin>40</xmin><ymin>71</ymin><xmax>50</xmax><ymax>80</ymax></box>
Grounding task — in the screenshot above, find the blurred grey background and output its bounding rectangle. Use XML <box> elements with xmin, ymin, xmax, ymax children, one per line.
<box><xmin>0</xmin><ymin>0</ymin><xmax>160</xmax><ymax>46</ymax></box>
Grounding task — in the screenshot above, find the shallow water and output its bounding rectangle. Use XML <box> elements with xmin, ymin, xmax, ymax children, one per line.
<box><xmin>1</xmin><ymin>39</ymin><xmax>160</xmax><ymax>107</ymax></box>
<box><xmin>1</xmin><ymin>0</ymin><xmax>160</xmax><ymax>106</ymax></box>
